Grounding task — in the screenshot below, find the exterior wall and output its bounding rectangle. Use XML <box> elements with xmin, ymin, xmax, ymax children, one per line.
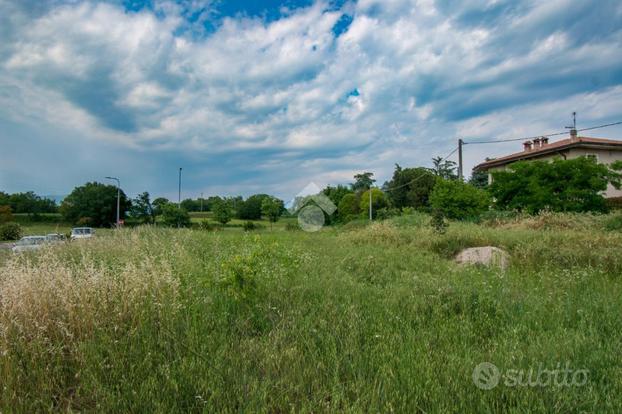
<box><xmin>566</xmin><ymin>148</ymin><xmax>622</xmax><ymax>198</ymax></box>
<box><xmin>485</xmin><ymin>148</ymin><xmax>622</xmax><ymax>198</ymax></box>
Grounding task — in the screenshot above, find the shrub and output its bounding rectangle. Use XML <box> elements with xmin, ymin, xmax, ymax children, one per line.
<box><xmin>375</xmin><ymin>207</ymin><xmax>400</xmax><ymax>220</ymax></box>
<box><xmin>338</xmin><ymin>193</ymin><xmax>360</xmax><ymax>221</ymax></box>
<box><xmin>198</xmin><ymin>219</ymin><xmax>215</xmax><ymax>231</ymax></box>
<box><xmin>212</xmin><ymin>200</ymin><xmax>233</xmax><ymax>225</ymax></box>
<box><xmin>0</xmin><ymin>222</ymin><xmax>22</xmax><ymax>241</ymax></box>
<box><xmin>161</xmin><ymin>204</ymin><xmax>191</xmax><ymax>227</ymax></box>
<box><xmin>430</xmin><ymin>179</ymin><xmax>490</xmax><ymax>220</ymax></box>
<box><xmin>604</xmin><ymin>213</ymin><xmax>622</xmax><ymax>231</ymax></box>
<box><xmin>243</xmin><ymin>221</ymin><xmax>257</xmax><ymax>231</ymax></box>
<box><xmin>359</xmin><ymin>188</ymin><xmax>389</xmax><ymax>219</ymax></box>
<box><xmin>430</xmin><ymin>209</ymin><xmax>448</xmax><ymax>234</ymax></box>
<box><xmin>0</xmin><ymin>205</ymin><xmax>13</xmax><ymax>224</ymax></box>
<box><xmin>285</xmin><ymin>222</ymin><xmax>299</xmax><ymax>231</ymax></box>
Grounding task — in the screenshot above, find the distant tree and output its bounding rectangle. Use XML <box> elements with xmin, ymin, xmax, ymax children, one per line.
<box><xmin>161</xmin><ymin>203</ymin><xmax>191</xmax><ymax>227</ymax></box>
<box><xmin>0</xmin><ymin>205</ymin><xmax>13</xmax><ymax>224</ymax></box>
<box><xmin>212</xmin><ymin>200</ymin><xmax>233</xmax><ymax>225</ymax></box>
<box><xmin>490</xmin><ymin>157</ymin><xmax>622</xmax><ymax>214</ymax></box>
<box><xmin>431</xmin><ymin>157</ymin><xmax>458</xmax><ymax>180</ymax></box>
<box><xmin>237</xmin><ymin>194</ymin><xmax>271</xmax><ymax>220</ymax></box>
<box><xmin>60</xmin><ymin>182</ymin><xmax>130</xmax><ymax>227</ymax></box>
<box><xmin>152</xmin><ymin>197</ymin><xmax>170</xmax><ymax>216</ymax></box>
<box><xmin>383</xmin><ymin>164</ymin><xmax>437</xmax><ymax>210</ymax></box>
<box><xmin>430</xmin><ymin>179</ymin><xmax>490</xmax><ymax>220</ymax></box>
<box><xmin>224</xmin><ymin>196</ymin><xmax>244</xmax><ymax>216</ymax></box>
<box><xmin>204</xmin><ymin>196</ymin><xmax>222</xmax><ymax>211</ymax></box>
<box><xmin>469</xmin><ymin>170</ymin><xmax>489</xmax><ymax>189</ymax></box>
<box><xmin>351</xmin><ymin>172</ymin><xmax>376</xmax><ymax>192</ymax></box>
<box><xmin>261</xmin><ymin>196</ymin><xmax>284</xmax><ymax>229</ymax></box>
<box><xmin>337</xmin><ymin>193</ymin><xmax>360</xmax><ymax>221</ymax></box>
<box><xmin>2</xmin><ymin>191</ymin><xmax>57</xmax><ymax>215</ymax></box>
<box><xmin>131</xmin><ymin>192</ymin><xmax>155</xmax><ymax>224</ymax></box>
<box><xmin>359</xmin><ymin>188</ymin><xmax>389</xmax><ymax>219</ymax></box>
<box><xmin>180</xmin><ymin>198</ymin><xmax>201</xmax><ymax>212</ymax></box>
<box><xmin>322</xmin><ymin>185</ymin><xmax>353</xmax><ymax>207</ymax></box>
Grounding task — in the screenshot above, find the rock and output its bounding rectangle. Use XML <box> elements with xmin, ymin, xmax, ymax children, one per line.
<box><xmin>455</xmin><ymin>246</ymin><xmax>509</xmax><ymax>270</ymax></box>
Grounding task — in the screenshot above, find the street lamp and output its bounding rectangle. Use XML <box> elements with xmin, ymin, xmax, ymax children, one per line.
<box><xmin>105</xmin><ymin>176</ymin><xmax>121</xmax><ymax>228</ymax></box>
<box><xmin>178</xmin><ymin>168</ymin><xmax>182</xmax><ymax>206</ymax></box>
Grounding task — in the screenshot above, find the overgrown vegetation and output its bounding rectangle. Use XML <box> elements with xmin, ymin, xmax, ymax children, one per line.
<box><xmin>1</xmin><ymin>213</ymin><xmax>621</xmax><ymax>412</ymax></box>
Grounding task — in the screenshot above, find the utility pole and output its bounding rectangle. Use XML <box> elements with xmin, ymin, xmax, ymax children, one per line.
<box><xmin>369</xmin><ymin>186</ymin><xmax>372</xmax><ymax>221</ymax></box>
<box><xmin>458</xmin><ymin>138</ymin><xmax>464</xmax><ymax>181</ymax></box>
<box><xmin>105</xmin><ymin>176</ymin><xmax>121</xmax><ymax>228</ymax></box>
<box><xmin>178</xmin><ymin>168</ymin><xmax>182</xmax><ymax>207</ymax></box>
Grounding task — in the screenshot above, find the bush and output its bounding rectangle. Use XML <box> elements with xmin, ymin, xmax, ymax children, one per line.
<box><xmin>430</xmin><ymin>179</ymin><xmax>490</xmax><ymax>220</ymax></box>
<box><xmin>0</xmin><ymin>222</ymin><xmax>22</xmax><ymax>241</ymax></box>
<box><xmin>285</xmin><ymin>222</ymin><xmax>299</xmax><ymax>231</ymax></box>
<box><xmin>243</xmin><ymin>221</ymin><xmax>257</xmax><ymax>231</ymax></box>
<box><xmin>375</xmin><ymin>207</ymin><xmax>400</xmax><ymax>220</ymax></box>
<box><xmin>161</xmin><ymin>204</ymin><xmax>191</xmax><ymax>227</ymax></box>
<box><xmin>0</xmin><ymin>205</ymin><xmax>13</xmax><ymax>224</ymax></box>
<box><xmin>604</xmin><ymin>213</ymin><xmax>622</xmax><ymax>231</ymax></box>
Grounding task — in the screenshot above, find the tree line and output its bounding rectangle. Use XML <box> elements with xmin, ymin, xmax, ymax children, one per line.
<box><xmin>2</xmin><ymin>155</ymin><xmax>620</xmax><ymax>229</ymax></box>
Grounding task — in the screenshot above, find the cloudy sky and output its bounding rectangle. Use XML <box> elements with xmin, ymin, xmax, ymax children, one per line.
<box><xmin>1</xmin><ymin>0</ymin><xmax>622</xmax><ymax>200</ymax></box>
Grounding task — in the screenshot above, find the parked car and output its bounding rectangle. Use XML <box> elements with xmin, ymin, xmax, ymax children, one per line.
<box><xmin>45</xmin><ymin>233</ymin><xmax>66</xmax><ymax>243</ymax></box>
<box><xmin>71</xmin><ymin>227</ymin><xmax>94</xmax><ymax>240</ymax></box>
<box><xmin>12</xmin><ymin>236</ymin><xmax>47</xmax><ymax>253</ymax></box>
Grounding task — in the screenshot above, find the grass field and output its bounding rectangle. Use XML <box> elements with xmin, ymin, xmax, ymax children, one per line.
<box><xmin>1</xmin><ymin>212</ymin><xmax>621</xmax><ymax>412</ymax></box>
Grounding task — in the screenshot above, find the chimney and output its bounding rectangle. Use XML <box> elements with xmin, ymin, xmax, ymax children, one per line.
<box><xmin>523</xmin><ymin>140</ymin><xmax>533</xmax><ymax>151</ymax></box>
<box><xmin>533</xmin><ymin>137</ymin><xmax>541</xmax><ymax>148</ymax></box>
<box><xmin>541</xmin><ymin>137</ymin><xmax>549</xmax><ymax>146</ymax></box>
<box><xmin>570</xmin><ymin>128</ymin><xmax>578</xmax><ymax>141</ymax></box>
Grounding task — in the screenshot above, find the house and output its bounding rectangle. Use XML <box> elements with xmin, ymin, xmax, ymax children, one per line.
<box><xmin>473</xmin><ymin>129</ymin><xmax>622</xmax><ymax>198</ymax></box>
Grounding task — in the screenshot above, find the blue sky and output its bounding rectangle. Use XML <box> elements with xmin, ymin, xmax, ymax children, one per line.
<box><xmin>1</xmin><ymin>0</ymin><xmax>622</xmax><ymax>201</ymax></box>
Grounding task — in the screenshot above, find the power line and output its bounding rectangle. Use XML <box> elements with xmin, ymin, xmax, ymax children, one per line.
<box><xmin>463</xmin><ymin>120</ymin><xmax>622</xmax><ymax>145</ymax></box>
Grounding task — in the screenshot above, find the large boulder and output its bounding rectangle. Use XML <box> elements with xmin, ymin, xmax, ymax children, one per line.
<box><xmin>455</xmin><ymin>246</ymin><xmax>509</xmax><ymax>270</ymax></box>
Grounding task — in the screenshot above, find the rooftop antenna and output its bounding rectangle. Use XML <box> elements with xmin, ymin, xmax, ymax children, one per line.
<box><xmin>565</xmin><ymin>111</ymin><xmax>577</xmax><ymax>139</ymax></box>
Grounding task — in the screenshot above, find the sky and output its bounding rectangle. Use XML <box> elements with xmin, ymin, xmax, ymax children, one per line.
<box><xmin>1</xmin><ymin>0</ymin><xmax>622</xmax><ymax>201</ymax></box>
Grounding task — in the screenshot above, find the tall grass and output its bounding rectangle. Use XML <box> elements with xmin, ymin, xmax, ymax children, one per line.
<box><xmin>1</xmin><ymin>217</ymin><xmax>621</xmax><ymax>412</ymax></box>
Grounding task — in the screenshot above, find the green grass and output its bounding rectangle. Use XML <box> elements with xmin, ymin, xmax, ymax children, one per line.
<box><xmin>0</xmin><ymin>213</ymin><xmax>621</xmax><ymax>412</ymax></box>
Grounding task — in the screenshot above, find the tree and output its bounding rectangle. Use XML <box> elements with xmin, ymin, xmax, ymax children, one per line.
<box><xmin>60</xmin><ymin>182</ymin><xmax>130</xmax><ymax>227</ymax></box>
<box><xmin>0</xmin><ymin>205</ymin><xmax>13</xmax><ymax>224</ymax></box>
<box><xmin>180</xmin><ymin>198</ymin><xmax>201</xmax><ymax>212</ymax></box>
<box><xmin>431</xmin><ymin>157</ymin><xmax>457</xmax><ymax>180</ymax></box>
<box><xmin>322</xmin><ymin>185</ymin><xmax>353</xmax><ymax>207</ymax></box>
<box><xmin>161</xmin><ymin>203</ymin><xmax>191</xmax><ymax>227</ymax></box>
<box><xmin>131</xmin><ymin>192</ymin><xmax>155</xmax><ymax>224</ymax></box>
<box><xmin>152</xmin><ymin>197</ymin><xmax>170</xmax><ymax>216</ymax></box>
<box><xmin>383</xmin><ymin>164</ymin><xmax>437</xmax><ymax>210</ymax></box>
<box><xmin>469</xmin><ymin>170</ymin><xmax>489</xmax><ymax>190</ymax></box>
<box><xmin>237</xmin><ymin>194</ymin><xmax>271</xmax><ymax>220</ymax></box>
<box><xmin>1</xmin><ymin>191</ymin><xmax>57</xmax><ymax>215</ymax></box>
<box><xmin>359</xmin><ymin>188</ymin><xmax>389</xmax><ymax>219</ymax></box>
<box><xmin>430</xmin><ymin>179</ymin><xmax>490</xmax><ymax>220</ymax></box>
<box><xmin>261</xmin><ymin>196</ymin><xmax>284</xmax><ymax>229</ymax></box>
<box><xmin>337</xmin><ymin>193</ymin><xmax>360</xmax><ymax>221</ymax></box>
<box><xmin>351</xmin><ymin>172</ymin><xmax>376</xmax><ymax>192</ymax></box>
<box><xmin>212</xmin><ymin>200</ymin><xmax>233</xmax><ymax>224</ymax></box>
<box><xmin>490</xmin><ymin>157</ymin><xmax>622</xmax><ymax>214</ymax></box>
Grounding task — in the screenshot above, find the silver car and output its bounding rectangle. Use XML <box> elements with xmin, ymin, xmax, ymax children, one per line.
<box><xmin>70</xmin><ymin>227</ymin><xmax>94</xmax><ymax>240</ymax></box>
<box><xmin>46</xmin><ymin>233</ymin><xmax>66</xmax><ymax>243</ymax></box>
<box><xmin>12</xmin><ymin>236</ymin><xmax>47</xmax><ymax>253</ymax></box>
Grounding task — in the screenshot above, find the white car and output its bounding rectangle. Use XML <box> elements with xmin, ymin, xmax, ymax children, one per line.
<box><xmin>12</xmin><ymin>236</ymin><xmax>47</xmax><ymax>253</ymax></box>
<box><xmin>71</xmin><ymin>227</ymin><xmax>94</xmax><ymax>240</ymax></box>
<box><xmin>46</xmin><ymin>233</ymin><xmax>66</xmax><ymax>243</ymax></box>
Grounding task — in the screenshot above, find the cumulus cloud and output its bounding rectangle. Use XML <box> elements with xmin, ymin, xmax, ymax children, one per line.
<box><xmin>1</xmin><ymin>0</ymin><xmax>621</xmax><ymax>198</ymax></box>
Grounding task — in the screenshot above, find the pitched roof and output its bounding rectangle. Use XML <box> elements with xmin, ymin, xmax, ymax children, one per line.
<box><xmin>474</xmin><ymin>136</ymin><xmax>622</xmax><ymax>171</ymax></box>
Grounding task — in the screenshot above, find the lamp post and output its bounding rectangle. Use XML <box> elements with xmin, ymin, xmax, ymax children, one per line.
<box><xmin>178</xmin><ymin>168</ymin><xmax>182</xmax><ymax>207</ymax></box>
<box><xmin>105</xmin><ymin>176</ymin><xmax>120</xmax><ymax>228</ymax></box>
